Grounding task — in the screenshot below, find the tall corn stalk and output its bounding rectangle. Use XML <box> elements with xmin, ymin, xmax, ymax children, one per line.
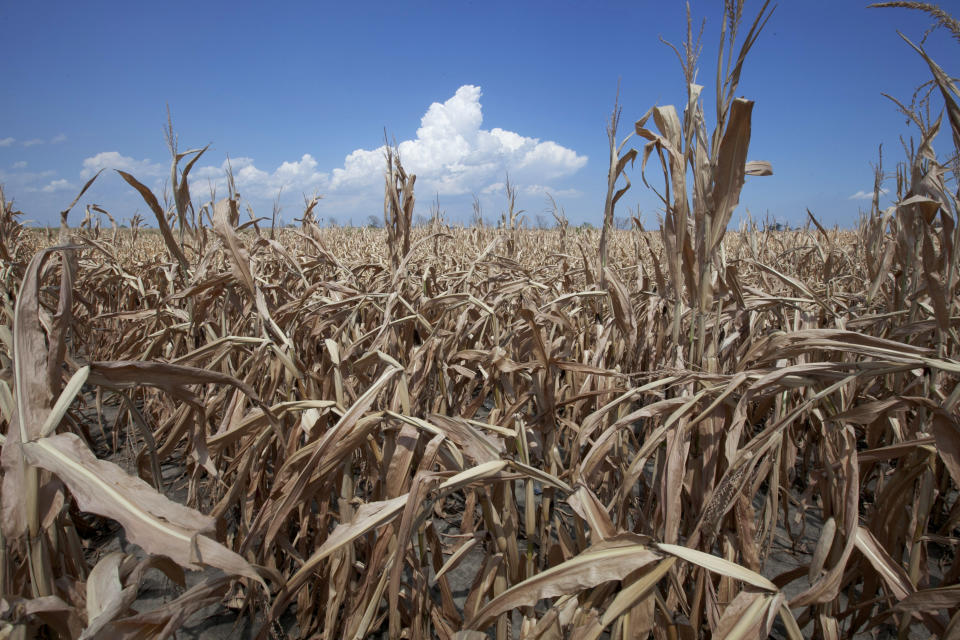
<box><xmin>637</xmin><ymin>0</ymin><xmax>774</xmax><ymax>361</ymax></box>
<box><xmin>164</xmin><ymin>108</ymin><xmax>208</xmax><ymax>250</ymax></box>
<box><xmin>547</xmin><ymin>193</ymin><xmax>569</xmax><ymax>254</ymax></box>
<box><xmin>498</xmin><ymin>175</ymin><xmax>524</xmax><ymax>257</ymax></box>
<box><xmin>384</xmin><ymin>142</ymin><xmax>415</xmax><ymax>278</ymax></box>
<box><xmin>867</xmin><ymin>3</ymin><xmax>960</xmax><ymax>383</ymax></box>
<box><xmin>599</xmin><ymin>89</ymin><xmax>638</xmax><ymax>289</ymax></box>
<box><xmin>0</xmin><ymin>188</ymin><xmax>25</xmax><ymax>264</ymax></box>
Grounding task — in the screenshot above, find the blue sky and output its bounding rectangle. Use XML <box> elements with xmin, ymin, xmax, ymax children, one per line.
<box><xmin>1</xmin><ymin>1</ymin><xmax>956</xmax><ymax>228</ymax></box>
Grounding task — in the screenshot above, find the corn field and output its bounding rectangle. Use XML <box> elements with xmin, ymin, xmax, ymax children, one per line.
<box><xmin>1</xmin><ymin>3</ymin><xmax>959</xmax><ymax>639</ymax></box>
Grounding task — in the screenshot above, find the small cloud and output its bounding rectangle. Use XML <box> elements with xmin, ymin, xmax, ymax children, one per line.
<box><xmin>81</xmin><ymin>151</ymin><xmax>165</xmax><ymax>178</ymax></box>
<box><xmin>0</xmin><ymin>137</ymin><xmax>14</xmax><ymax>147</ymax></box>
<box><xmin>0</xmin><ymin>167</ymin><xmax>55</xmax><ymax>193</ymax></box>
<box><xmin>50</xmin><ymin>134</ymin><xmax>67</xmax><ymax>144</ymax></box>
<box><xmin>23</xmin><ymin>138</ymin><xmax>45</xmax><ymax>147</ymax></box>
<box><xmin>523</xmin><ymin>184</ymin><xmax>582</xmax><ymax>198</ymax></box>
<box><xmin>849</xmin><ymin>188</ymin><xmax>887</xmax><ymax>200</ymax></box>
<box><xmin>42</xmin><ymin>179</ymin><xmax>73</xmax><ymax>193</ymax></box>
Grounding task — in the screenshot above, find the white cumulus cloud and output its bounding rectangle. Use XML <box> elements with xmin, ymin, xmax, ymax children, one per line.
<box><xmin>329</xmin><ymin>85</ymin><xmax>587</xmax><ymax>196</ymax></box>
<box><xmin>81</xmin><ymin>151</ymin><xmax>165</xmax><ymax>179</ymax></box>
<box><xmin>50</xmin><ymin>134</ymin><xmax>67</xmax><ymax>144</ymax></box>
<box><xmin>42</xmin><ymin>179</ymin><xmax>73</xmax><ymax>193</ymax></box>
<box><xmin>522</xmin><ymin>184</ymin><xmax>582</xmax><ymax>198</ymax></box>
<box><xmin>12</xmin><ymin>161</ymin><xmax>27</xmax><ymax>169</ymax></box>
<box><xmin>849</xmin><ymin>188</ymin><xmax>887</xmax><ymax>200</ymax></box>
<box><xmin>23</xmin><ymin>138</ymin><xmax>44</xmax><ymax>147</ymax></box>
<box><xmin>189</xmin><ymin>154</ymin><xmax>328</xmax><ymax>200</ymax></box>
<box><xmin>0</xmin><ymin>138</ymin><xmax>14</xmax><ymax>147</ymax></box>
<box><xmin>0</xmin><ymin>167</ymin><xmax>55</xmax><ymax>195</ymax></box>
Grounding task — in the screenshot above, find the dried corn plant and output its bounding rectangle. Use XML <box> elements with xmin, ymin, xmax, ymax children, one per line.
<box><xmin>384</xmin><ymin>141</ymin><xmax>415</xmax><ymax>278</ymax></box>
<box><xmin>0</xmin><ymin>3</ymin><xmax>958</xmax><ymax>640</ymax></box>
<box><xmin>599</xmin><ymin>90</ymin><xmax>638</xmax><ymax>289</ymax></box>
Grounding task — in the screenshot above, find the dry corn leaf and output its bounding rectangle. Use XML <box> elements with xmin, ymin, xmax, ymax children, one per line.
<box><xmin>656</xmin><ymin>543</ymin><xmax>778</xmax><ymax>592</ymax></box>
<box><xmin>713</xmin><ymin>589</ymin><xmax>777</xmax><ymax>639</ymax></box>
<box><xmin>21</xmin><ymin>433</ymin><xmax>264</xmax><ymax>586</ymax></box>
<box><xmin>466</xmin><ymin>537</ymin><xmax>659</xmax><ymax>630</ymax></box>
<box><xmin>116</xmin><ymin>170</ymin><xmax>189</xmax><ymax>273</ymax></box>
